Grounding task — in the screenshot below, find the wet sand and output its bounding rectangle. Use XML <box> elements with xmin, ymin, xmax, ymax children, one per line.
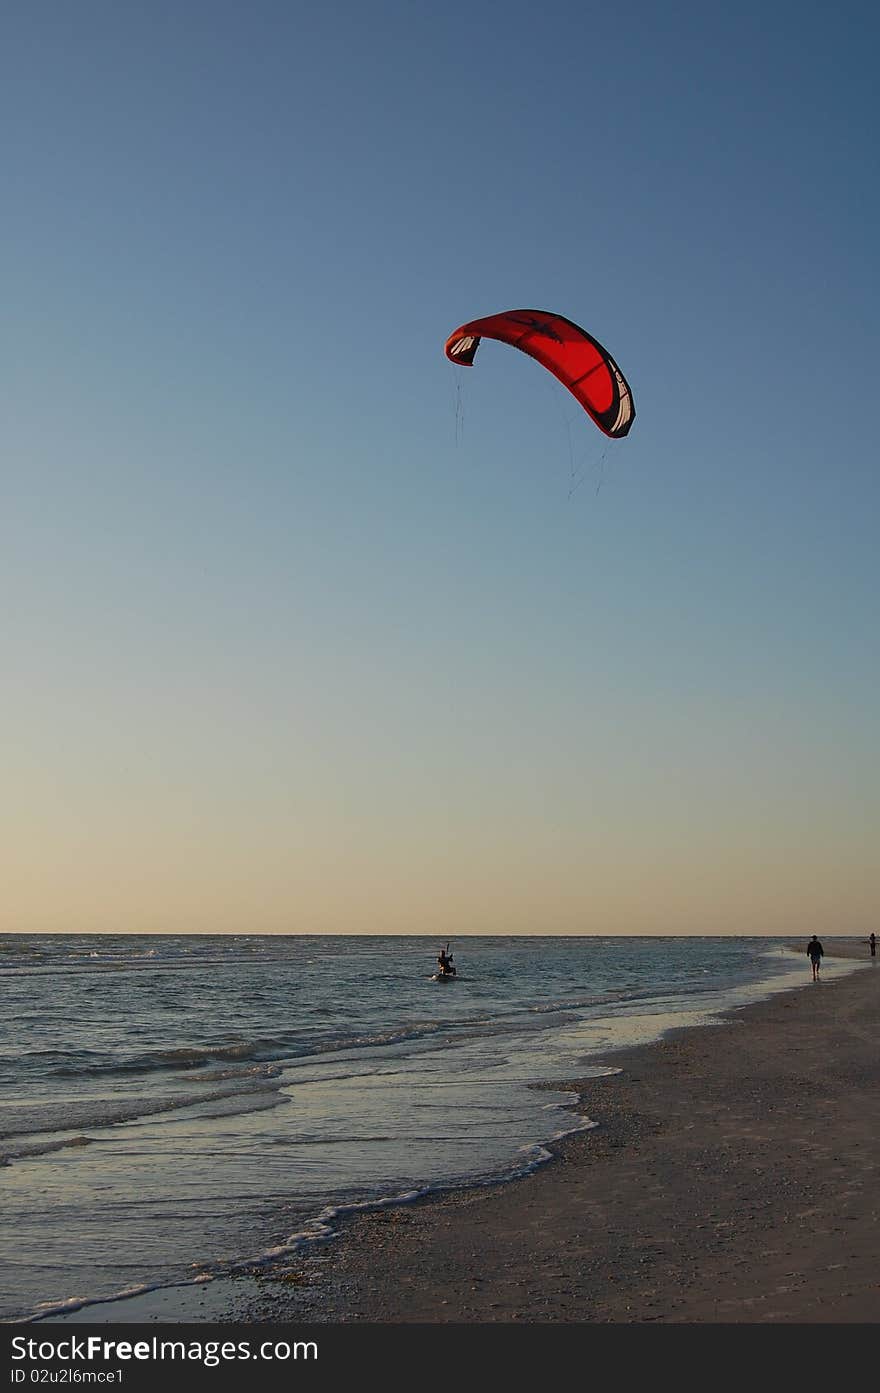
<box><xmin>230</xmin><ymin>940</ymin><xmax>879</xmax><ymax>1325</ymax></box>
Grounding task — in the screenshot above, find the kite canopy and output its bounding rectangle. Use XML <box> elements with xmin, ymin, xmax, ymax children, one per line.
<box><xmin>445</xmin><ymin>309</ymin><xmax>635</xmax><ymax>439</ymax></box>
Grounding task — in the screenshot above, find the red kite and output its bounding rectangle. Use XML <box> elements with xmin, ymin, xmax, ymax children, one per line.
<box><xmin>445</xmin><ymin>309</ymin><xmax>634</xmax><ymax>439</ymax></box>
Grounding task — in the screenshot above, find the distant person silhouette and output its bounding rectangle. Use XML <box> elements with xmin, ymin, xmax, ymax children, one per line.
<box><xmin>437</xmin><ymin>946</ymin><xmax>455</xmax><ymax>977</ymax></box>
<box><xmin>870</xmin><ymin>933</ymin><xmax>876</xmax><ymax>959</ymax></box>
<box><xmin>807</xmin><ymin>935</ymin><xmax>824</xmax><ymax>981</ymax></box>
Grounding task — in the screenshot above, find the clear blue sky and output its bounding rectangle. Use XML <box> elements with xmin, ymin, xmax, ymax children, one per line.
<box><xmin>3</xmin><ymin>1</ymin><xmax>878</xmax><ymax>934</ymax></box>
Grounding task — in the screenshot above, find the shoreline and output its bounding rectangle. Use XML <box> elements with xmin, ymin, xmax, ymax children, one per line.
<box><xmin>41</xmin><ymin>938</ymin><xmax>879</xmax><ymax>1325</ymax></box>
<box><xmin>244</xmin><ymin>943</ymin><xmax>879</xmax><ymax>1324</ymax></box>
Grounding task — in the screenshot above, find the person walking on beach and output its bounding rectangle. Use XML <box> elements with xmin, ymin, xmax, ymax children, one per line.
<box><xmin>807</xmin><ymin>935</ymin><xmax>824</xmax><ymax>981</ymax></box>
<box><xmin>870</xmin><ymin>933</ymin><xmax>876</xmax><ymax>959</ymax></box>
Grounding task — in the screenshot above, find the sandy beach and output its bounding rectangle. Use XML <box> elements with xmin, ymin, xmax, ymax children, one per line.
<box><xmin>40</xmin><ymin>940</ymin><xmax>878</xmax><ymax>1328</ymax></box>
<box><xmin>219</xmin><ymin>940</ymin><xmax>879</xmax><ymax>1326</ymax></box>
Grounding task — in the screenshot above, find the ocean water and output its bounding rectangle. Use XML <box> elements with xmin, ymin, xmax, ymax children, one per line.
<box><xmin>0</xmin><ymin>933</ymin><xmax>849</xmax><ymax>1321</ymax></box>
